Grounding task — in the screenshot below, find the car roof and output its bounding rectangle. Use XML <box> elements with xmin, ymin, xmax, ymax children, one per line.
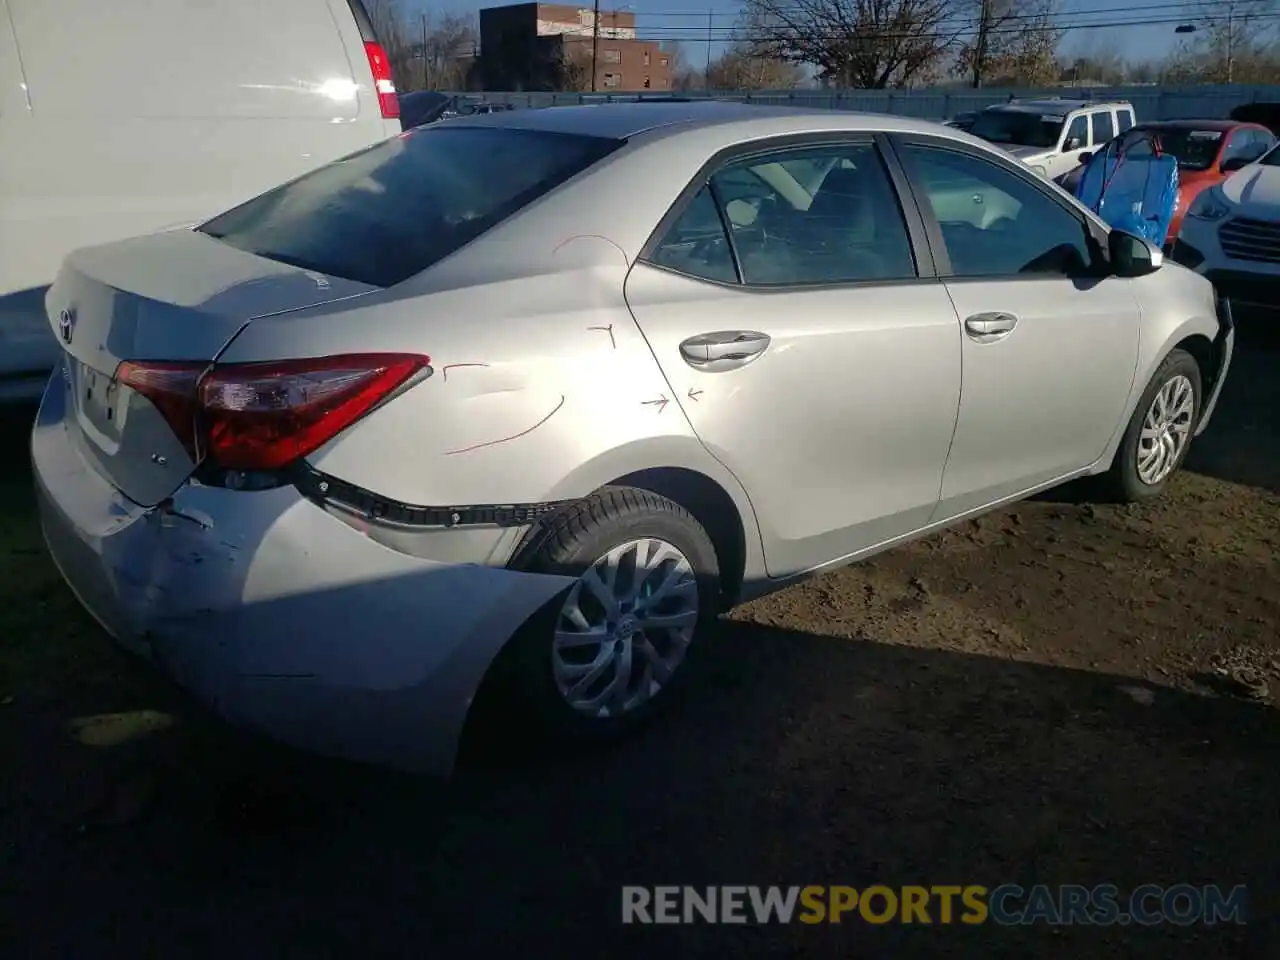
<box><xmin>1136</xmin><ymin>119</ymin><xmax>1254</xmax><ymax>131</ymax></box>
<box><xmin>988</xmin><ymin>99</ymin><xmax>1131</xmax><ymax>114</ymax></box>
<box><xmin>441</xmin><ymin>99</ymin><xmax>967</xmax><ymax>142</ymax></box>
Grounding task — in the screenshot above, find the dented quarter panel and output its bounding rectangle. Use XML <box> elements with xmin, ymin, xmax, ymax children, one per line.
<box><xmin>215</xmin><ymin>236</ymin><xmax>709</xmax><ymax>509</ymax></box>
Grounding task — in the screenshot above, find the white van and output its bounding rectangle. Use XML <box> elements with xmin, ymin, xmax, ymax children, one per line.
<box><xmin>0</xmin><ymin>0</ymin><xmax>401</xmax><ymax>400</ymax></box>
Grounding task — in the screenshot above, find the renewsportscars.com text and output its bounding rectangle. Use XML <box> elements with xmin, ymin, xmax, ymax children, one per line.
<box><xmin>621</xmin><ymin>884</ymin><xmax>1248</xmax><ymax>926</ymax></box>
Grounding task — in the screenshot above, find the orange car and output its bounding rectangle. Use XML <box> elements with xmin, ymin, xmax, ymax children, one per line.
<box><xmin>1057</xmin><ymin>119</ymin><xmax>1276</xmax><ymax>240</ymax></box>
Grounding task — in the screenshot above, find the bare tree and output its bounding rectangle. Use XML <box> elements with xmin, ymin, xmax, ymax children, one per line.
<box><xmin>742</xmin><ymin>0</ymin><xmax>958</xmax><ymax>89</ymax></box>
<box><xmin>552</xmin><ymin>43</ymin><xmax>594</xmax><ymax>92</ymax></box>
<box><xmin>1058</xmin><ymin>33</ymin><xmax>1128</xmax><ymax>86</ymax></box>
<box><xmin>361</xmin><ymin>2</ymin><xmax>479</xmax><ymax>91</ymax></box>
<box><xmin>955</xmin><ymin>0</ymin><xmax>1060</xmax><ymax>87</ymax></box>
<box><xmin>707</xmin><ymin>44</ymin><xmax>806</xmax><ymax>89</ymax></box>
<box><xmin>1165</xmin><ymin>1</ymin><xmax>1280</xmax><ymax>83</ymax></box>
<box><xmin>416</xmin><ymin>13</ymin><xmax>479</xmax><ymax>91</ymax></box>
<box><xmin>1126</xmin><ymin>59</ymin><xmax>1163</xmax><ymax>84</ymax></box>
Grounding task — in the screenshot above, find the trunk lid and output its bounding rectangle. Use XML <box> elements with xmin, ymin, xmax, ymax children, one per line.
<box><xmin>46</xmin><ymin>229</ymin><xmax>377</xmax><ymax>507</ymax></box>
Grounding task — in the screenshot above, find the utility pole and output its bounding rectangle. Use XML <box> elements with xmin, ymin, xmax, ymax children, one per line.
<box><xmin>591</xmin><ymin>0</ymin><xmax>601</xmax><ymax>92</ymax></box>
<box><xmin>704</xmin><ymin>9</ymin><xmax>713</xmax><ymax>89</ymax></box>
<box><xmin>1226</xmin><ymin>1</ymin><xmax>1236</xmax><ymax>84</ymax></box>
<box><xmin>971</xmin><ymin>0</ymin><xmax>990</xmax><ymax>89</ymax></box>
<box><xmin>422</xmin><ymin>12</ymin><xmax>429</xmax><ymax>91</ymax></box>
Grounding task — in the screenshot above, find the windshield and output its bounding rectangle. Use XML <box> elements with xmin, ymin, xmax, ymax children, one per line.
<box><xmin>199</xmin><ymin>127</ymin><xmax>620</xmax><ymax>288</ymax></box>
<box><xmin>969</xmin><ymin>109</ymin><xmax>1064</xmax><ymax>148</ymax></box>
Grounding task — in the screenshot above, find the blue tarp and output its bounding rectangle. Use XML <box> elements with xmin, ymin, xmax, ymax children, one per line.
<box><xmin>1074</xmin><ymin>132</ymin><xmax>1180</xmax><ymax>248</ymax></box>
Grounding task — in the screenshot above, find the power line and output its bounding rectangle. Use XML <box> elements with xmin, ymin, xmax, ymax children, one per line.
<box><xmin>640</xmin><ymin>0</ymin><xmax>1236</xmax><ymax>19</ymax></box>
<box><xmin>625</xmin><ymin>10</ymin><xmax>1280</xmax><ymax>43</ymax></box>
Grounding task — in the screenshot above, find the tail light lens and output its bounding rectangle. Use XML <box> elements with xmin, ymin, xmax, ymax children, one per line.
<box><xmin>118</xmin><ymin>353</ymin><xmax>428</xmax><ymax>473</ymax></box>
<box><xmin>364</xmin><ymin>41</ymin><xmax>400</xmax><ymax>119</ymax></box>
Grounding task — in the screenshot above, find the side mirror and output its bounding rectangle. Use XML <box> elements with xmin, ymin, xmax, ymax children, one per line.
<box><xmin>1078</xmin><ymin>151</ymin><xmax>1094</xmax><ymax>165</ymax></box>
<box><xmin>1221</xmin><ymin>155</ymin><xmax>1253</xmax><ymax>173</ymax></box>
<box><xmin>1109</xmin><ymin>229</ymin><xmax>1164</xmax><ymax>277</ymax></box>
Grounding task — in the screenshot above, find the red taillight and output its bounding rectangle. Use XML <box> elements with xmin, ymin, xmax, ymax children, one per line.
<box><xmin>118</xmin><ymin>353</ymin><xmax>428</xmax><ymax>473</ymax></box>
<box><xmin>364</xmin><ymin>41</ymin><xmax>399</xmax><ymax>119</ymax></box>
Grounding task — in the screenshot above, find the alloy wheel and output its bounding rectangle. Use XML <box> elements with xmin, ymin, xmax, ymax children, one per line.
<box><xmin>1137</xmin><ymin>374</ymin><xmax>1195</xmax><ymax>486</ymax></box>
<box><xmin>551</xmin><ymin>538</ymin><xmax>699</xmax><ymax>718</ymax></box>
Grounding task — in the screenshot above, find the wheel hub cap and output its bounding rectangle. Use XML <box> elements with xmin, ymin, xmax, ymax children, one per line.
<box><xmin>551</xmin><ymin>537</ymin><xmax>699</xmax><ymax>718</ymax></box>
<box><xmin>1137</xmin><ymin>374</ymin><xmax>1195</xmax><ymax>486</ymax></box>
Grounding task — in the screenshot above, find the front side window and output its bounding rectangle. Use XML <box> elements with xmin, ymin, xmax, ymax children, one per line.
<box><xmin>708</xmin><ymin>143</ymin><xmax>917</xmax><ymax>285</ymax></box>
<box><xmin>901</xmin><ymin>144</ymin><xmax>1096</xmax><ymax>279</ymax></box>
<box><xmin>1063</xmin><ymin>116</ymin><xmax>1088</xmax><ymax>150</ymax></box>
<box><xmin>648</xmin><ymin>143</ymin><xmax>918</xmax><ymax>287</ymax></box>
<box><xmin>1221</xmin><ymin>130</ymin><xmax>1252</xmax><ymax>163</ymax></box>
<box><xmin>200</xmin><ymin>127</ymin><xmax>618</xmax><ymax>288</ymax></box>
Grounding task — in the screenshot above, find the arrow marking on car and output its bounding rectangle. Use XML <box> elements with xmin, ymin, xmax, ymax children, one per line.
<box><xmin>642</xmin><ymin>394</ymin><xmax>669</xmax><ymax>413</ymax></box>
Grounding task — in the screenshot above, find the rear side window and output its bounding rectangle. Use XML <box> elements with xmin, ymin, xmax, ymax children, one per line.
<box><xmin>200</xmin><ymin>127</ymin><xmax>620</xmax><ymax>288</ymax></box>
<box><xmin>650</xmin><ymin>187</ymin><xmax>738</xmax><ymax>283</ymax></box>
<box><xmin>1117</xmin><ymin>109</ymin><xmax>1134</xmax><ymax>132</ymax></box>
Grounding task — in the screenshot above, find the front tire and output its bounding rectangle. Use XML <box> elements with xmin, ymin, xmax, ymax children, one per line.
<box><xmin>1100</xmin><ymin>348</ymin><xmax>1201</xmax><ymax>502</ymax></box>
<box><xmin>498</xmin><ymin>486</ymin><xmax>721</xmax><ymax>744</ymax></box>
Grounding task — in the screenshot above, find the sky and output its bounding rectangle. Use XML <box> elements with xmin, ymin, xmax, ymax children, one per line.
<box><xmin>409</xmin><ymin>0</ymin><xmax>1204</xmax><ymax>69</ymax></box>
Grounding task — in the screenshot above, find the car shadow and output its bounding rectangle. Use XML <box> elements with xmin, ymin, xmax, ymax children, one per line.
<box><xmin>1182</xmin><ymin>304</ymin><xmax>1280</xmax><ymax>495</ymax></box>
<box><xmin>3</xmin><ymin>601</ymin><xmax>1276</xmax><ymax>957</ymax></box>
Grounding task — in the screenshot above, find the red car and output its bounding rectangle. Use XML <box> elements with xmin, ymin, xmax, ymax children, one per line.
<box><xmin>1056</xmin><ymin>119</ymin><xmax>1276</xmax><ymax>240</ymax></box>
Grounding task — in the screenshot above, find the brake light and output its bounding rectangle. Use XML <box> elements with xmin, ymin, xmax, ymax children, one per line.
<box><xmin>118</xmin><ymin>353</ymin><xmax>428</xmax><ymax>473</ymax></box>
<box><xmin>364</xmin><ymin>41</ymin><xmax>399</xmax><ymax>119</ymax></box>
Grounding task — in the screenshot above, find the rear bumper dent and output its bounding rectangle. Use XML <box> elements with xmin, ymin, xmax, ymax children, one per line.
<box><xmin>32</xmin><ymin>379</ymin><xmax>574</xmax><ymax>774</ymax></box>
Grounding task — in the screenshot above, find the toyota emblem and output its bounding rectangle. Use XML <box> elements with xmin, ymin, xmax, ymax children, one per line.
<box><xmin>58</xmin><ymin>308</ymin><xmax>75</xmax><ymax>345</ymax></box>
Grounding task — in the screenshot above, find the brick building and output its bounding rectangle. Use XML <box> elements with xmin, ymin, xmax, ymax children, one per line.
<box><xmin>478</xmin><ymin>3</ymin><xmax>673</xmax><ymax>92</ymax></box>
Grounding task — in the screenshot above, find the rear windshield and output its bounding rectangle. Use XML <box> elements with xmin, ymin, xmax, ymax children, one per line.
<box><xmin>1123</xmin><ymin>128</ymin><xmax>1224</xmax><ymax>171</ymax></box>
<box><xmin>199</xmin><ymin>127</ymin><xmax>620</xmax><ymax>287</ymax></box>
<box><xmin>970</xmin><ymin>109</ymin><xmax>1064</xmax><ymax>149</ymax></box>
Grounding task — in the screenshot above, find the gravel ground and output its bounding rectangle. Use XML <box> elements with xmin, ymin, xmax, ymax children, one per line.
<box><xmin>1</xmin><ymin>313</ymin><xmax>1277</xmax><ymax>958</ymax></box>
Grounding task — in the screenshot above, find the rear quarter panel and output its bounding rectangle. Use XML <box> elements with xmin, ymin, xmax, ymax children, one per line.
<box><xmin>215</xmin><ymin>239</ymin><xmax>708</xmax><ymax>504</ymax></box>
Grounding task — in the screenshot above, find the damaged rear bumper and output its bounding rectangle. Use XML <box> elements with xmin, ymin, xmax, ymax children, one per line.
<box><xmin>30</xmin><ymin>377</ymin><xmax>573</xmax><ymax>775</ymax></box>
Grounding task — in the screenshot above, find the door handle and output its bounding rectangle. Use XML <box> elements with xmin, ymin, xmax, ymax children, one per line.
<box><xmin>679</xmin><ymin>331</ymin><xmax>771</xmax><ymax>370</ymax></box>
<box><xmin>964</xmin><ymin>312</ymin><xmax>1018</xmax><ymax>341</ymax></box>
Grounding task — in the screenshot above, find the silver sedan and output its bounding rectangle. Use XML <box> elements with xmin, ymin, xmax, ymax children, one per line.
<box><xmin>32</xmin><ymin>102</ymin><xmax>1233</xmax><ymax>774</ymax></box>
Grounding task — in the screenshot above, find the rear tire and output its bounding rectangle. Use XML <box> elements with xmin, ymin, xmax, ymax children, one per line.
<box><xmin>1099</xmin><ymin>348</ymin><xmax>1201</xmax><ymax>502</ymax></box>
<box><xmin>495</xmin><ymin>486</ymin><xmax>720</xmax><ymax>745</ymax></box>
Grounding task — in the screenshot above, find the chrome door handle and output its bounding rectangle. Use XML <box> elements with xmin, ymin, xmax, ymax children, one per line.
<box><xmin>679</xmin><ymin>331</ymin><xmax>771</xmax><ymax>370</ymax></box>
<box><xmin>964</xmin><ymin>312</ymin><xmax>1018</xmax><ymax>341</ymax></box>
